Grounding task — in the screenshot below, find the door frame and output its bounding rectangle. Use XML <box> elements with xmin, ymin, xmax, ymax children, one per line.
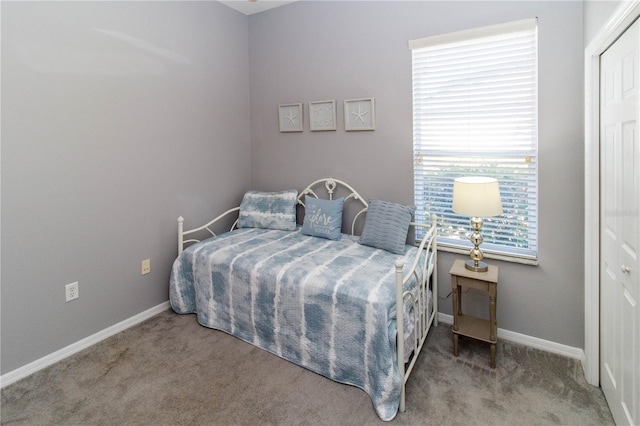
<box><xmin>584</xmin><ymin>0</ymin><xmax>640</xmax><ymax>387</ymax></box>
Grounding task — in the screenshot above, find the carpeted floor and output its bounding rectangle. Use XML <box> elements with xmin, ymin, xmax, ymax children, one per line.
<box><xmin>1</xmin><ymin>310</ymin><xmax>614</xmax><ymax>425</ymax></box>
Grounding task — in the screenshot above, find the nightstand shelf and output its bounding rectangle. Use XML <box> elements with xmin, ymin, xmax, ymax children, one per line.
<box><xmin>449</xmin><ymin>258</ymin><xmax>499</xmax><ymax>368</ymax></box>
<box><xmin>454</xmin><ymin>314</ymin><xmax>493</xmax><ymax>343</ymax></box>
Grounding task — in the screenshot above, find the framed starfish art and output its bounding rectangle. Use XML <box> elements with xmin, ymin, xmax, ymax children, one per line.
<box><xmin>344</xmin><ymin>98</ymin><xmax>375</xmax><ymax>131</ymax></box>
<box><xmin>309</xmin><ymin>100</ymin><xmax>337</xmax><ymax>131</ymax></box>
<box><xmin>279</xmin><ymin>103</ymin><xmax>304</xmax><ymax>132</ymax></box>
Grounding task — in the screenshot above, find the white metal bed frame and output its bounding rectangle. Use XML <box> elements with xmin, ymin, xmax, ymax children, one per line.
<box><xmin>176</xmin><ymin>178</ymin><xmax>438</xmax><ymax>414</ymax></box>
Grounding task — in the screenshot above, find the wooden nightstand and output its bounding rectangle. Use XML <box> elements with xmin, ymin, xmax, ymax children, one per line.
<box><xmin>449</xmin><ymin>258</ymin><xmax>499</xmax><ymax>368</ymax></box>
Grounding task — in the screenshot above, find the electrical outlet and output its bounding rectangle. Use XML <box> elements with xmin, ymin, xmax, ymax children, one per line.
<box><xmin>141</xmin><ymin>259</ymin><xmax>151</xmax><ymax>275</ymax></box>
<box><xmin>65</xmin><ymin>282</ymin><xmax>79</xmax><ymax>302</ymax></box>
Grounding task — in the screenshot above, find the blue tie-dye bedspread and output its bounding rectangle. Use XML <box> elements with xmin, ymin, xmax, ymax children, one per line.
<box><xmin>170</xmin><ymin>228</ymin><xmax>425</xmax><ymax>421</ymax></box>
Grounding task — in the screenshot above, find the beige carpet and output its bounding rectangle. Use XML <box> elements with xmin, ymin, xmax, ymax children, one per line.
<box><xmin>1</xmin><ymin>310</ymin><xmax>613</xmax><ymax>425</ymax></box>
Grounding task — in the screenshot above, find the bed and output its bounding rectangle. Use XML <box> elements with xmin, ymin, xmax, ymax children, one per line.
<box><xmin>170</xmin><ymin>178</ymin><xmax>438</xmax><ymax>421</ymax></box>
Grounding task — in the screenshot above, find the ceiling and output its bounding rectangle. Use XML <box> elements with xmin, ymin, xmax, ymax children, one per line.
<box><xmin>219</xmin><ymin>0</ymin><xmax>298</xmax><ymax>16</ymax></box>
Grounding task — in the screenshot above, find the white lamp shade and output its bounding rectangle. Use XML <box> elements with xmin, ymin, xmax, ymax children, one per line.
<box><xmin>452</xmin><ymin>177</ymin><xmax>503</xmax><ymax>217</ymax></box>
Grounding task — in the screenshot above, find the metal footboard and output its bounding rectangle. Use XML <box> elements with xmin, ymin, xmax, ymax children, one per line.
<box><xmin>395</xmin><ymin>213</ymin><xmax>438</xmax><ymax>412</ymax></box>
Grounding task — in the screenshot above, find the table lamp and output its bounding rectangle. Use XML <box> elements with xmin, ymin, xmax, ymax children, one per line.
<box><xmin>452</xmin><ymin>177</ymin><xmax>503</xmax><ymax>272</ymax></box>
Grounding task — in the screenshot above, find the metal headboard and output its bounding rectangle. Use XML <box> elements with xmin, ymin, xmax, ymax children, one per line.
<box><xmin>296</xmin><ymin>178</ymin><xmax>368</xmax><ymax>235</ymax></box>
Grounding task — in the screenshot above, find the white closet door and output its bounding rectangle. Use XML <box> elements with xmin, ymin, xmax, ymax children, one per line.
<box><xmin>600</xmin><ymin>17</ymin><xmax>640</xmax><ymax>426</ymax></box>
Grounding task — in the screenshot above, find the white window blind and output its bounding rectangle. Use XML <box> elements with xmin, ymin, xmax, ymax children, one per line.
<box><xmin>410</xmin><ymin>19</ymin><xmax>538</xmax><ymax>261</ymax></box>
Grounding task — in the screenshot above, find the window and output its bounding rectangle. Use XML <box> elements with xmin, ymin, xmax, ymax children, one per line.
<box><xmin>410</xmin><ymin>19</ymin><xmax>538</xmax><ymax>262</ymax></box>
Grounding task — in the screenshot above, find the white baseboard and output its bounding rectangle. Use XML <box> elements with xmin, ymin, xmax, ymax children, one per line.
<box><xmin>0</xmin><ymin>301</ymin><xmax>170</xmax><ymax>389</ymax></box>
<box><xmin>438</xmin><ymin>313</ymin><xmax>586</xmax><ymax>362</ymax></box>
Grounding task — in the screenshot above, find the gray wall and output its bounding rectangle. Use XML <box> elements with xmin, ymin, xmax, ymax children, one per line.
<box><xmin>584</xmin><ymin>1</ymin><xmax>623</xmax><ymax>46</ymax></box>
<box><xmin>249</xmin><ymin>1</ymin><xmax>586</xmax><ymax>348</ymax></box>
<box><xmin>1</xmin><ymin>1</ymin><xmax>251</xmax><ymax>374</ymax></box>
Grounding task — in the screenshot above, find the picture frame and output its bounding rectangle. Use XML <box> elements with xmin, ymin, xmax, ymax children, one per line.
<box><xmin>344</xmin><ymin>98</ymin><xmax>375</xmax><ymax>131</ymax></box>
<box><xmin>309</xmin><ymin>100</ymin><xmax>337</xmax><ymax>131</ymax></box>
<box><xmin>279</xmin><ymin>103</ymin><xmax>304</xmax><ymax>132</ymax></box>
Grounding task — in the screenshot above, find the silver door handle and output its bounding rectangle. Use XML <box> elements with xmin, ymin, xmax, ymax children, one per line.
<box><xmin>621</xmin><ymin>264</ymin><xmax>631</xmax><ymax>274</ymax></box>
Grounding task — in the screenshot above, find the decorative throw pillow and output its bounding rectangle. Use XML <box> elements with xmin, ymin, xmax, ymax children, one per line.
<box><xmin>301</xmin><ymin>196</ymin><xmax>344</xmax><ymax>240</ymax></box>
<box><xmin>237</xmin><ymin>189</ymin><xmax>298</xmax><ymax>231</ymax></box>
<box><xmin>359</xmin><ymin>199</ymin><xmax>415</xmax><ymax>254</ymax></box>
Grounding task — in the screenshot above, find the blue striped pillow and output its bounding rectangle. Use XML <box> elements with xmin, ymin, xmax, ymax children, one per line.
<box><xmin>359</xmin><ymin>199</ymin><xmax>415</xmax><ymax>254</ymax></box>
<box><xmin>237</xmin><ymin>190</ymin><xmax>298</xmax><ymax>231</ymax></box>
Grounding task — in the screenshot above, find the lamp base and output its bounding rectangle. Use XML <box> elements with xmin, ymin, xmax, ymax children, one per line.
<box><xmin>465</xmin><ymin>259</ymin><xmax>489</xmax><ymax>272</ymax></box>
